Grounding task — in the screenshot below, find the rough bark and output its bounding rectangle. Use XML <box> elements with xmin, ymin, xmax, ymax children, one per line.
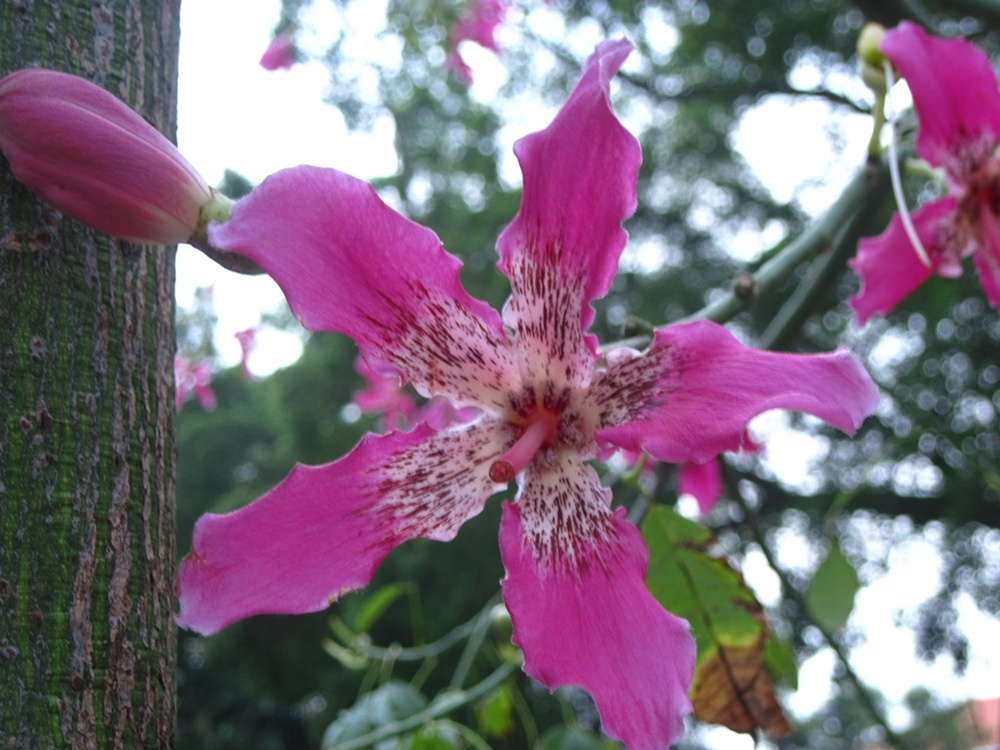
<box><xmin>0</xmin><ymin>1</ymin><xmax>179</xmax><ymax>747</ymax></box>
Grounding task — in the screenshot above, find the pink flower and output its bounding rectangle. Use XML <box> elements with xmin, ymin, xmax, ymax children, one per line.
<box><xmin>678</xmin><ymin>459</ymin><xmax>724</xmax><ymax>515</ymax></box>
<box><xmin>0</xmin><ymin>69</ymin><xmax>212</xmax><ymax>244</ymax></box>
<box><xmin>352</xmin><ymin>354</ymin><xmax>419</xmax><ymax>431</ymax></box>
<box><xmin>850</xmin><ymin>22</ymin><xmax>1000</xmax><ymax>321</ymax></box>
<box><xmin>447</xmin><ymin>0</ymin><xmax>509</xmax><ymax>83</ymax></box>
<box><xmin>235</xmin><ymin>327</ymin><xmax>258</xmax><ymax>380</ymax></box>
<box><xmin>353</xmin><ymin>354</ymin><xmax>479</xmax><ymax>432</ymax></box>
<box><xmin>178</xmin><ymin>41</ymin><xmax>878</xmax><ymax>749</ymax></box>
<box><xmin>259</xmin><ymin>33</ymin><xmax>298</xmax><ymax>72</ymax></box>
<box><xmin>621</xmin><ymin>447</ymin><xmax>752</xmax><ymax>515</ymax></box>
<box><xmin>678</xmin><ymin>434</ymin><xmax>762</xmax><ymax>514</ymax></box>
<box><xmin>174</xmin><ymin>354</ymin><xmax>217</xmax><ymax>412</ymax></box>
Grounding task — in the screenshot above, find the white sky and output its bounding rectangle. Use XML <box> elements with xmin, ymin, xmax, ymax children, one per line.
<box><xmin>176</xmin><ymin>0</ymin><xmax>397</xmax><ymax>373</ymax></box>
<box><xmin>175</xmin><ymin>2</ymin><xmax>999</xmax><ymax>744</ymax></box>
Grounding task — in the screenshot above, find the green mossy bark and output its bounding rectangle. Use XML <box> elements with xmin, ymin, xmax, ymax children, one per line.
<box><xmin>0</xmin><ymin>1</ymin><xmax>180</xmax><ymax>747</ymax></box>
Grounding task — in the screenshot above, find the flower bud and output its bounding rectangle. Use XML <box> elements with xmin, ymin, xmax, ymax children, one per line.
<box><xmin>0</xmin><ymin>68</ymin><xmax>212</xmax><ymax>245</ymax></box>
<box><xmin>857</xmin><ymin>24</ymin><xmax>889</xmax><ymax>94</ymax></box>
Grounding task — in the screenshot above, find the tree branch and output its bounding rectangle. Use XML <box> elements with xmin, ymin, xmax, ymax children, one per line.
<box><xmin>682</xmin><ymin>157</ymin><xmax>889</xmax><ymax>326</ymax></box>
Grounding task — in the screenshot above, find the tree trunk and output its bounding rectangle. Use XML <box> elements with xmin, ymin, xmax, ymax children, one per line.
<box><xmin>0</xmin><ymin>1</ymin><xmax>180</xmax><ymax>747</ymax></box>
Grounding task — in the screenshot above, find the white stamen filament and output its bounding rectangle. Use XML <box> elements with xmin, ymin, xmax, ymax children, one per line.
<box><xmin>884</xmin><ymin>59</ymin><xmax>934</xmax><ymax>269</ymax></box>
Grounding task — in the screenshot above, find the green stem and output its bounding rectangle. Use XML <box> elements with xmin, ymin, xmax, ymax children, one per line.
<box><xmin>343</xmin><ymin>594</ymin><xmax>499</xmax><ymax>662</ymax></box>
<box><xmin>187</xmin><ymin>190</ymin><xmax>265</xmax><ymax>274</ymax></box>
<box><xmin>450</xmin><ymin>600</ymin><xmax>495</xmax><ymax>690</ymax></box>
<box><xmin>332</xmin><ymin>663</ymin><xmax>517</xmax><ymax>750</ymax></box>
<box><xmin>435</xmin><ymin>720</ymin><xmax>495</xmax><ymax>750</ymax></box>
<box><xmin>867</xmin><ymin>89</ymin><xmax>887</xmax><ymax>159</ymax></box>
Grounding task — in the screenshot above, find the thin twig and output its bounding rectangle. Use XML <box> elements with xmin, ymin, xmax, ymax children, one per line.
<box><xmin>727</xmin><ymin>476</ymin><xmax>913</xmax><ymax>750</ymax></box>
<box><xmin>340</xmin><ymin>593</ymin><xmax>500</xmax><ymax>662</ymax></box>
<box><xmin>331</xmin><ymin>663</ymin><xmax>517</xmax><ymax>750</ymax></box>
<box><xmin>450</xmin><ymin>600</ymin><xmax>495</xmax><ymax>690</ymax></box>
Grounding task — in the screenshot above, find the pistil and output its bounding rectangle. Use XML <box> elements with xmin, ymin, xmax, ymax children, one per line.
<box><xmin>489</xmin><ymin>411</ymin><xmax>559</xmax><ymax>483</ymax></box>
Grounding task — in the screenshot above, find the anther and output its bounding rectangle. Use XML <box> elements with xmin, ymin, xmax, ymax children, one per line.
<box><xmin>489</xmin><ymin>461</ymin><xmax>515</xmax><ymax>483</ymax></box>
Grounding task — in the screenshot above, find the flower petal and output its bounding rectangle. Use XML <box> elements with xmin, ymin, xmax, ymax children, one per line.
<box><xmin>882</xmin><ymin>22</ymin><xmax>1000</xmax><ymax>170</ymax></box>
<box><xmin>589</xmin><ymin>320</ymin><xmax>878</xmax><ymax>464</ymax></box>
<box><xmin>260</xmin><ymin>33</ymin><xmax>298</xmax><ymax>71</ymax></box>
<box><xmin>447</xmin><ymin>0</ymin><xmax>509</xmax><ymax>83</ymax></box>
<box><xmin>451</xmin><ymin>0</ymin><xmax>507</xmax><ymax>53</ymax></box>
<box><xmin>209</xmin><ymin>166</ymin><xmax>518</xmax><ymax>411</ymax></box>
<box><xmin>178</xmin><ymin>419</ymin><xmax>508</xmax><ymax>635</ymax></box>
<box><xmin>500</xmin><ymin>458</ymin><xmax>694</xmax><ymax>750</ymax></box>
<box><xmin>352</xmin><ymin>354</ymin><xmax>419</xmax><ymax>431</ymax></box>
<box><xmin>496</xmin><ymin>39</ymin><xmax>639</xmax><ymax>388</ymax></box>
<box><xmin>973</xmin><ymin>202</ymin><xmax>1000</xmax><ymax>312</ymax></box>
<box><xmin>848</xmin><ymin>198</ymin><xmax>957</xmax><ymax>323</ymax></box>
<box><xmin>679</xmin><ymin>459</ymin><xmax>723</xmax><ymax>515</ymax></box>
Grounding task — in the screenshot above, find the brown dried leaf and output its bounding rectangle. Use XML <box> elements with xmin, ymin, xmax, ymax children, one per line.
<box><xmin>691</xmin><ymin>619</ymin><xmax>793</xmax><ymax>737</ymax></box>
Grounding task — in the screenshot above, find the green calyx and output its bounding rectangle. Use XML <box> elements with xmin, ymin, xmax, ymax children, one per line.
<box><xmin>188</xmin><ymin>190</ymin><xmax>264</xmax><ymax>275</ymax></box>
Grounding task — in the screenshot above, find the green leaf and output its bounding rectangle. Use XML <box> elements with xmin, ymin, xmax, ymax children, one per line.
<box><xmin>763</xmin><ymin>635</ymin><xmax>799</xmax><ymax>691</ymax></box>
<box><xmin>642</xmin><ymin>506</ymin><xmax>760</xmax><ymax>663</ymax></box>
<box><xmin>641</xmin><ymin>505</ymin><xmax>792</xmax><ymax>738</ymax></box>
<box><xmin>804</xmin><ymin>541</ymin><xmax>860</xmax><ymax>633</ymax></box>
<box><xmin>407</xmin><ymin>727</ymin><xmax>461</xmax><ymax>750</ymax></box>
<box><xmin>475</xmin><ymin>684</ymin><xmax>514</xmax><ymax>738</ymax></box>
<box><xmin>321</xmin><ymin>681</ymin><xmax>427</xmax><ymax>748</ymax></box>
<box><xmin>352</xmin><ymin>582</ymin><xmax>409</xmax><ymax>634</ymax></box>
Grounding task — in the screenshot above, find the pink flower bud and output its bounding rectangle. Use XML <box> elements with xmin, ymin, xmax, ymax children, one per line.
<box><xmin>0</xmin><ymin>68</ymin><xmax>212</xmax><ymax>244</ymax></box>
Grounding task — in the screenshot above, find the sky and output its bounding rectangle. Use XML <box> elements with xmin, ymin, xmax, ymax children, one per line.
<box><xmin>176</xmin><ymin>0</ymin><xmax>396</xmax><ymax>374</ymax></box>
<box><xmin>174</xmin><ymin>2</ymin><xmax>1000</xmax><ymax>745</ymax></box>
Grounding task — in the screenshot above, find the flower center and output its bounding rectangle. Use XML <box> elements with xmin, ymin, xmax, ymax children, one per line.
<box><xmin>489</xmin><ymin>410</ymin><xmax>560</xmax><ymax>484</ymax></box>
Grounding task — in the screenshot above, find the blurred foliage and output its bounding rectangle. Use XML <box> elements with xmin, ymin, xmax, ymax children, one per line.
<box><xmin>177</xmin><ymin>0</ymin><xmax>1000</xmax><ymax>748</ymax></box>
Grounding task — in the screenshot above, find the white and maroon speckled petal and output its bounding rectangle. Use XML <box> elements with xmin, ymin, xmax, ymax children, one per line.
<box><xmin>496</xmin><ymin>40</ymin><xmax>639</xmax><ymax>389</ymax></box>
<box><xmin>209</xmin><ymin>166</ymin><xmax>518</xmax><ymax>412</ymax></box>
<box><xmin>500</xmin><ymin>460</ymin><xmax>694</xmax><ymax>750</ymax></box>
<box><xmin>178</xmin><ymin>419</ymin><xmax>508</xmax><ymax>635</ymax></box>
<box><xmin>587</xmin><ymin>320</ymin><xmax>878</xmax><ymax>464</ymax></box>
